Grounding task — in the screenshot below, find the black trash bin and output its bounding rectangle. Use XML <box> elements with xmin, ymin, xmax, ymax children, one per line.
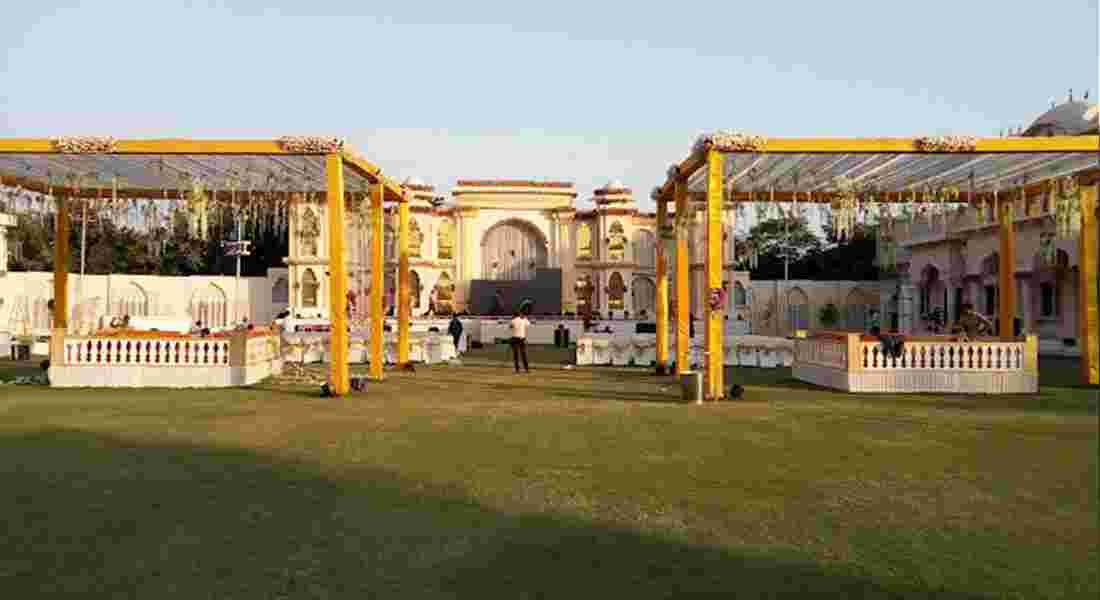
<box><xmin>562</xmin><ymin>328</ymin><xmax>570</xmax><ymax>347</ymax></box>
<box><xmin>554</xmin><ymin>327</ymin><xmax>563</xmax><ymax>348</ymax></box>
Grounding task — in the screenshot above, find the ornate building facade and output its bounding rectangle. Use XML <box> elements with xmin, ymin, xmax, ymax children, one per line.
<box><xmin>281</xmin><ymin>178</ymin><xmax>750</xmax><ymax>318</ymax></box>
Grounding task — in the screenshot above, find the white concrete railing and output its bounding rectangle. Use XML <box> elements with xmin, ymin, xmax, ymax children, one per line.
<box><xmin>281</xmin><ymin>332</ymin><xmax>459</xmax><ymax>366</ymax></box>
<box><xmin>859</xmin><ymin>340</ymin><xmax>1025</xmax><ymax>371</ymax></box>
<box><xmin>792</xmin><ymin>332</ymin><xmax>1037</xmax><ymax>394</ymax></box>
<box><xmin>793</xmin><ymin>337</ymin><xmax>848</xmax><ymax>370</ymax></box>
<box><xmin>576</xmin><ymin>334</ymin><xmax>793</xmax><ymax>368</ymax></box>
<box><xmin>51</xmin><ymin>333</ymin><xmax>281</xmax><ymax>388</ymax></box>
<box><xmin>64</xmin><ymin>337</ymin><xmax>230</xmax><ymax>366</ymax></box>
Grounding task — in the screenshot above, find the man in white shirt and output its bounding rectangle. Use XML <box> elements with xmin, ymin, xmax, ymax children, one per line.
<box><xmin>509</xmin><ymin>311</ymin><xmax>531</xmax><ymax>373</ymax></box>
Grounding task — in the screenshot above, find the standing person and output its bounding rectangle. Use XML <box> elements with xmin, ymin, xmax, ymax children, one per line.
<box><xmin>491</xmin><ymin>290</ymin><xmax>505</xmax><ymax>316</ymax></box>
<box><xmin>509</xmin><ymin>311</ymin><xmax>530</xmax><ymax>373</ymax></box>
<box><xmin>428</xmin><ymin>287</ymin><xmax>438</xmax><ymax>317</ymax></box>
<box><xmin>950</xmin><ymin>303</ymin><xmax>994</xmax><ymax>339</ymax></box>
<box><xmin>448</xmin><ymin>314</ymin><xmax>464</xmax><ymax>350</ymax></box>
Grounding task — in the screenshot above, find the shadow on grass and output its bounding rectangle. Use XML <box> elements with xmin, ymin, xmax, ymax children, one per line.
<box><xmin>0</xmin><ymin>429</ymin><xmax>990</xmax><ymax>599</ymax></box>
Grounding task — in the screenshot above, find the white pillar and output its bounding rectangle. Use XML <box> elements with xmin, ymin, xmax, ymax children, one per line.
<box><xmin>0</xmin><ymin>213</ymin><xmax>14</xmax><ymax>273</ymax></box>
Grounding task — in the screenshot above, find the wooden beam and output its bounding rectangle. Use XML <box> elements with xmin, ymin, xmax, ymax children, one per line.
<box><xmin>340</xmin><ymin>154</ymin><xmax>405</xmax><ymax>202</ymax></box>
<box><xmin>326</xmin><ymin>153</ymin><xmax>350</xmax><ymax>395</ymax></box>
<box><xmin>1079</xmin><ymin>183</ymin><xmax>1099</xmax><ymax>385</ymax></box>
<box><xmin>998</xmin><ymin>199</ymin><xmax>1016</xmax><ymax>341</ymax></box>
<box><xmin>0</xmin><ymin>138</ymin><xmax>299</xmax><ymax>155</ymax></box>
<box><xmin>397</xmin><ymin>191</ymin><xmax>411</xmax><ymax>366</ymax></box>
<box><xmin>705</xmin><ymin>149</ymin><xmax>725</xmax><ymax>400</ymax></box>
<box><xmin>369</xmin><ymin>182</ymin><xmax>385</xmax><ymax>381</ymax></box>
<box><xmin>655</xmin><ymin>197</ymin><xmax>669</xmax><ymax>373</ymax></box>
<box><xmin>674</xmin><ymin>177</ymin><xmax>690</xmax><ymax>375</ymax></box>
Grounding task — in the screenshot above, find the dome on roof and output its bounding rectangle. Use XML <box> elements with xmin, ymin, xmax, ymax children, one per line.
<box><xmin>403</xmin><ymin>176</ymin><xmax>427</xmax><ymax>188</ymax></box>
<box><xmin>1024</xmin><ymin>98</ymin><xmax>1099</xmax><ymax>136</ymax></box>
<box><xmin>604</xmin><ymin>180</ymin><xmax>626</xmax><ymax>191</ymax></box>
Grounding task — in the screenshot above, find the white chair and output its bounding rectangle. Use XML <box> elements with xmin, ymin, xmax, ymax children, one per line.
<box><xmin>737</xmin><ymin>345</ymin><xmax>758</xmax><ymax>367</ymax></box>
<box><xmin>723</xmin><ymin>341</ymin><xmax>737</xmax><ymax>366</ymax></box>
<box><xmin>758</xmin><ymin>348</ymin><xmax>779</xmax><ymax>368</ymax></box>
<box><xmin>576</xmin><ymin>338</ymin><xmax>594</xmax><ymax>366</ymax></box>
<box><xmin>425</xmin><ymin>336</ymin><xmax>443</xmax><ymax>364</ymax></box>
<box><xmin>0</xmin><ymin>332</ymin><xmax>12</xmax><ymax>359</ymax></box>
<box><xmin>592</xmin><ymin>337</ymin><xmax>612</xmax><ymax>365</ymax></box>
<box><xmin>633</xmin><ymin>335</ymin><xmax>657</xmax><ymax>366</ymax></box>
<box><xmin>384</xmin><ymin>338</ymin><xmax>398</xmax><ymax>365</ymax></box>
<box><xmin>610</xmin><ymin>336</ymin><xmax>633</xmax><ymax>366</ymax></box>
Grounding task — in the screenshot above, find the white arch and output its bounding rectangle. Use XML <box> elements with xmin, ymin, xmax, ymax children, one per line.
<box><xmin>189</xmin><ymin>283</ymin><xmax>230</xmax><ymax>329</ymax></box>
<box><xmin>632</xmin><ymin>276</ymin><xmax>656</xmax><ymax>315</ymax></box>
<box><xmin>480</xmin><ymin>218</ymin><xmax>549</xmax><ymax>281</ymax></box>
<box><xmin>114</xmin><ymin>281</ymin><xmax>150</xmax><ymax>318</ymax></box>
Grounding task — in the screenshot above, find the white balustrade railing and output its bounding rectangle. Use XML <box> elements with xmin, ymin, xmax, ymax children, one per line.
<box><xmin>791</xmin><ymin>331</ymin><xmax>1037</xmax><ymax>394</ymax></box>
<box><xmin>860</xmin><ymin>340</ymin><xmax>1024</xmax><ymax>371</ymax></box>
<box><xmin>794</xmin><ymin>338</ymin><xmax>848</xmax><ymax>369</ymax></box>
<box><xmin>64</xmin><ymin>337</ymin><xmax>231</xmax><ymax>366</ymax></box>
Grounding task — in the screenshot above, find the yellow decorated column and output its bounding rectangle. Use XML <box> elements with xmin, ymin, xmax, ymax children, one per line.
<box><xmin>705</xmin><ymin>149</ymin><xmax>725</xmax><ymax>400</ymax></box>
<box><xmin>325</xmin><ymin>154</ymin><xmax>350</xmax><ymax>395</ymax></box>
<box><xmin>397</xmin><ymin>189</ymin><xmax>411</xmax><ymax>365</ymax></box>
<box><xmin>655</xmin><ymin>197</ymin><xmax>670</xmax><ymax>374</ymax></box>
<box><xmin>998</xmin><ymin>198</ymin><xmax>1016</xmax><ymax>341</ymax></box>
<box><xmin>51</xmin><ymin>194</ymin><xmax>69</xmax><ymax>364</ymax></box>
<box><xmin>674</xmin><ymin>177</ymin><xmax>690</xmax><ymax>375</ymax></box>
<box><xmin>369</xmin><ymin>182</ymin><xmax>385</xmax><ymax>380</ymax></box>
<box><xmin>1078</xmin><ymin>181</ymin><xmax>1098</xmax><ymax>384</ymax></box>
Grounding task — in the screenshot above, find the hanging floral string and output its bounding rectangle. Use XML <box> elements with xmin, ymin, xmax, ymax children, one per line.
<box><xmin>1055</xmin><ymin>176</ymin><xmax>1081</xmax><ymax>239</ymax></box>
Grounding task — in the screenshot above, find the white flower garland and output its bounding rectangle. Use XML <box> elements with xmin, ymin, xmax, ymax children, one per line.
<box><xmin>693</xmin><ymin>131</ymin><xmax>767</xmax><ymax>154</ymax></box>
<box><xmin>51</xmin><ymin>136</ymin><xmax>117</xmax><ymax>154</ymax></box>
<box><xmin>276</xmin><ymin>136</ymin><xmax>346</xmax><ymax>154</ymax></box>
<box><xmin>914</xmin><ymin>136</ymin><xmax>977</xmax><ymax>153</ymax></box>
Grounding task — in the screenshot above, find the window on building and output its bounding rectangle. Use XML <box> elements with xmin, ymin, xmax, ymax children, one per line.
<box><xmin>1040</xmin><ymin>283</ymin><xmax>1056</xmax><ymax>317</ymax></box>
<box><xmin>302</xmin><ymin>269</ymin><xmax>319</xmax><ymax>308</ymax></box>
<box><xmin>437</xmin><ymin>220</ymin><xmax>454</xmax><ymax>260</ymax></box>
<box><xmin>984</xmin><ymin>285</ymin><xmax>996</xmax><ymax>316</ymax></box>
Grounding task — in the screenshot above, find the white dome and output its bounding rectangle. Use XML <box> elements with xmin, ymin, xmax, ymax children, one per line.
<box><xmin>403</xmin><ymin>176</ymin><xmax>427</xmax><ymax>188</ymax></box>
<box><xmin>1024</xmin><ymin>99</ymin><xmax>1099</xmax><ymax>136</ymax></box>
<box><xmin>605</xmin><ymin>180</ymin><xmax>626</xmax><ymax>191</ymax></box>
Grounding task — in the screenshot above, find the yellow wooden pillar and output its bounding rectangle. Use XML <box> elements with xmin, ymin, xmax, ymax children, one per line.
<box><xmin>1078</xmin><ymin>181</ymin><xmax>1098</xmax><ymax>384</ymax></box>
<box><xmin>397</xmin><ymin>190</ymin><xmax>411</xmax><ymax>365</ymax></box>
<box><xmin>369</xmin><ymin>182</ymin><xmax>385</xmax><ymax>380</ymax></box>
<box><xmin>674</xmin><ymin>177</ymin><xmax>690</xmax><ymax>374</ymax></box>
<box><xmin>704</xmin><ymin>149</ymin><xmax>724</xmax><ymax>400</ymax></box>
<box><xmin>50</xmin><ymin>194</ymin><xmax>69</xmax><ymax>364</ymax></box>
<box><xmin>998</xmin><ymin>198</ymin><xmax>1016</xmax><ymax>341</ymax></box>
<box><xmin>325</xmin><ymin>154</ymin><xmax>350</xmax><ymax>395</ymax></box>
<box><xmin>655</xmin><ymin>197</ymin><xmax>670</xmax><ymax>373</ymax></box>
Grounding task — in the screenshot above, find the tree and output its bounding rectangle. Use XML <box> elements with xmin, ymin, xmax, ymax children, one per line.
<box><xmin>741</xmin><ymin>217</ymin><xmax>823</xmax><ymax>280</ymax></box>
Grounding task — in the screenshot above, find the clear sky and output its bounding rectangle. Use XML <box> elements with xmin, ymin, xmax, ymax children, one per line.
<box><xmin>2</xmin><ymin>0</ymin><xmax>1097</xmax><ymax>210</ymax></box>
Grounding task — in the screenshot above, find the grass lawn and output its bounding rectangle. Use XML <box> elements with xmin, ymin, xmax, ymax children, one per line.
<box><xmin>0</xmin><ymin>348</ymin><xmax>1096</xmax><ymax>598</ymax></box>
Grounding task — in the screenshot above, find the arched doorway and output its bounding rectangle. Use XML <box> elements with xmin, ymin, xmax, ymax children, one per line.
<box><xmin>632</xmin><ymin>276</ymin><xmax>656</xmax><ymax>316</ymax></box>
<box><xmin>300</xmin><ymin>269</ymin><xmax>319</xmax><ymax>309</ymax></box>
<box><xmin>844</xmin><ymin>287</ymin><xmax>877</xmax><ymax>330</ymax></box>
<box><xmin>576</xmin><ymin>274</ymin><xmax>594</xmax><ymax>317</ymax></box>
<box><xmin>608</xmin><ymin>272</ymin><xmax>626</xmax><ymax>311</ymax></box>
<box><xmin>435</xmin><ymin>272</ymin><xmax>455</xmax><ymax>314</ymax></box>
<box><xmin>409</xmin><ymin>270</ymin><xmax>422</xmax><ymax>310</ymax></box>
<box><xmin>787</xmin><ymin>287</ymin><xmax>810</xmax><ymax>330</ymax></box>
<box><xmin>481</xmin><ymin>219</ymin><xmax>548</xmax><ymax>280</ymax></box>
<box><xmin>633</xmin><ymin>229</ymin><xmax>656</xmax><ymax>268</ymax></box>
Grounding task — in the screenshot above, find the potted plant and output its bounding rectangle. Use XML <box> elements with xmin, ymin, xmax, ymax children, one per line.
<box><xmin>818</xmin><ymin>303</ymin><xmax>840</xmax><ymax>329</ymax></box>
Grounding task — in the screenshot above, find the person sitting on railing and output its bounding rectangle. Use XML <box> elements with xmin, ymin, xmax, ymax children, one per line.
<box><xmin>950</xmin><ymin>303</ymin><xmax>994</xmax><ymax>340</ymax></box>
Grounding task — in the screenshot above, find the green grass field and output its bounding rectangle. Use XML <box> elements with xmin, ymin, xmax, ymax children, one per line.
<box><xmin>0</xmin><ymin>348</ymin><xmax>1096</xmax><ymax>598</ymax></box>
